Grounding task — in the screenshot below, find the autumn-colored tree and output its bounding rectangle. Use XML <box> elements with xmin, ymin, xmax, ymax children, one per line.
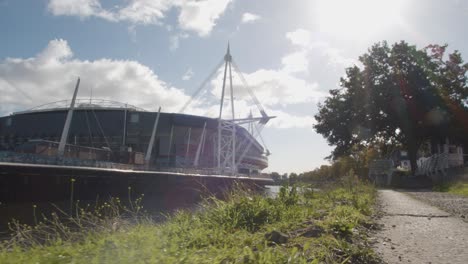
<box><xmin>314</xmin><ymin>41</ymin><xmax>468</xmax><ymax>175</ymax></box>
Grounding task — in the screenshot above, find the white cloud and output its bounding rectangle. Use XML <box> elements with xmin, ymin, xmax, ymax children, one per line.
<box><xmin>127</xmin><ymin>25</ymin><xmax>137</xmax><ymax>43</ymax></box>
<box><xmin>179</xmin><ymin>29</ymin><xmax>354</xmax><ymax>128</ymax></box>
<box><xmin>117</xmin><ymin>0</ymin><xmax>173</xmax><ymax>24</ymax></box>
<box><xmin>241</xmin><ymin>12</ymin><xmax>261</xmax><ymax>24</ymax></box>
<box><xmin>178</xmin><ymin>0</ymin><xmax>232</xmax><ymax>37</ymax></box>
<box><xmin>201</xmin><ymin>30</ymin><xmax>333</xmax><ymax>118</ymax></box>
<box><xmin>47</xmin><ymin>0</ymin><xmax>115</xmax><ymax>20</ymax></box>
<box><xmin>286</xmin><ymin>29</ymin><xmax>311</xmax><ymax>47</ymax></box>
<box><xmin>47</xmin><ymin>0</ymin><xmax>233</xmax><ymax>37</ymax></box>
<box><xmin>0</xmin><ymin>39</ymin><xmax>190</xmax><ymax>115</ymax></box>
<box><xmin>0</xmin><ymin>38</ymin><xmax>326</xmax><ymax>130</ymax></box>
<box><xmin>285</xmin><ymin>28</ymin><xmax>355</xmax><ymax>68</ymax></box>
<box><xmin>241</xmin><ymin>69</ymin><xmax>324</xmax><ymax>106</ymax></box>
<box><xmin>198</xmin><ymin>29</ymin><xmax>349</xmax><ymax>128</ymax></box>
<box><xmin>267</xmin><ymin>109</ymin><xmax>316</xmax><ymax>129</ymax></box>
<box><xmin>281</xmin><ymin>51</ymin><xmax>309</xmax><ymax>74</ymax></box>
<box><xmin>184</xmin><ymin>97</ymin><xmax>316</xmax><ymax>129</ymax></box>
<box><xmin>208</xmin><ymin>62</ymin><xmax>324</xmax><ymax>110</ymax></box>
<box><xmin>169</xmin><ymin>32</ymin><xmax>189</xmax><ymax>51</ymax></box>
<box><xmin>182</xmin><ymin>68</ymin><xmax>194</xmax><ymax>81</ymax></box>
<box><xmin>36</xmin><ymin>39</ymin><xmax>73</xmax><ymax>65</ymax></box>
<box><xmin>169</xmin><ymin>35</ymin><xmax>180</xmax><ymax>51</ymax></box>
<box><xmin>180</xmin><ymin>61</ymin><xmax>325</xmax><ymax>127</ymax></box>
<box><xmin>306</xmin><ymin>41</ymin><xmax>356</xmax><ymax>67</ymax></box>
<box><xmin>323</xmin><ymin>47</ymin><xmax>356</xmax><ymax>67</ymax></box>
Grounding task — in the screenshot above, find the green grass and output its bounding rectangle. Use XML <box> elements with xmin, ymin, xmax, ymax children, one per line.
<box><xmin>0</xmin><ymin>179</ymin><xmax>379</xmax><ymax>264</ymax></box>
<box><xmin>434</xmin><ymin>180</ymin><xmax>468</xmax><ymax>197</ymax></box>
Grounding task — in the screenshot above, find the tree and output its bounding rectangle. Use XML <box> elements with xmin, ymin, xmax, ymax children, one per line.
<box><xmin>270</xmin><ymin>172</ymin><xmax>281</xmax><ymax>183</ymax></box>
<box><xmin>289</xmin><ymin>173</ymin><xmax>298</xmax><ymax>184</ymax></box>
<box><xmin>314</xmin><ymin>41</ymin><xmax>468</xmax><ymax>175</ymax></box>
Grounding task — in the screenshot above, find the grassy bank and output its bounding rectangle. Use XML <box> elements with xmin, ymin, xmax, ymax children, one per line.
<box><xmin>0</xmin><ymin>179</ymin><xmax>378</xmax><ymax>263</ymax></box>
<box><xmin>434</xmin><ymin>180</ymin><xmax>468</xmax><ymax>197</ymax></box>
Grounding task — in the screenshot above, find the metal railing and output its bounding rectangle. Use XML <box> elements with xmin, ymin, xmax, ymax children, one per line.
<box><xmin>416</xmin><ymin>153</ymin><xmax>464</xmax><ymax>178</ymax></box>
<box><xmin>0</xmin><ymin>151</ymin><xmax>133</xmax><ymax>170</ymax></box>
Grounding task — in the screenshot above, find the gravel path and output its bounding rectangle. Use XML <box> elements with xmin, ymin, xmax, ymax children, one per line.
<box><xmin>403</xmin><ymin>190</ymin><xmax>468</xmax><ymax>222</ymax></box>
<box><xmin>373</xmin><ymin>190</ymin><xmax>468</xmax><ymax>264</ymax></box>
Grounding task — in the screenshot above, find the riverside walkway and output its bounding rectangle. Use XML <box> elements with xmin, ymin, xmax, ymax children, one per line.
<box><xmin>373</xmin><ymin>190</ymin><xmax>468</xmax><ymax>264</ymax></box>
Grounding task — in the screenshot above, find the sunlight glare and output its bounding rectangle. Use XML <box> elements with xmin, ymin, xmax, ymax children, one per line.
<box><xmin>315</xmin><ymin>0</ymin><xmax>405</xmax><ymax>38</ymax></box>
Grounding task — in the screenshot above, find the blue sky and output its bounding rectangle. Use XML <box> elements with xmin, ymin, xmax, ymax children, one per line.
<box><xmin>1</xmin><ymin>0</ymin><xmax>468</xmax><ymax>173</ymax></box>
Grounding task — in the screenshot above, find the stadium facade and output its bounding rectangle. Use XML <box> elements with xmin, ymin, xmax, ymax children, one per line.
<box><xmin>0</xmin><ymin>100</ymin><xmax>268</xmax><ymax>174</ymax></box>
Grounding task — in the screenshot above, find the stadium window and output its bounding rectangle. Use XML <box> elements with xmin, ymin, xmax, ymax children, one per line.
<box><xmin>130</xmin><ymin>113</ymin><xmax>139</xmax><ymax>123</ymax></box>
<box><xmin>5</xmin><ymin>118</ymin><xmax>12</xmax><ymax>126</ymax></box>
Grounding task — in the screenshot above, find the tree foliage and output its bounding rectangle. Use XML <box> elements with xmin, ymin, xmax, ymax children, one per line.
<box><xmin>314</xmin><ymin>41</ymin><xmax>468</xmax><ymax>174</ymax></box>
<box><xmin>298</xmin><ymin>146</ymin><xmax>380</xmax><ymax>183</ymax></box>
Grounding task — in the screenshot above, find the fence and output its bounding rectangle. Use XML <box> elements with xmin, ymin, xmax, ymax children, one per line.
<box><xmin>368</xmin><ymin>159</ymin><xmax>394</xmax><ymax>186</ymax></box>
<box><xmin>417</xmin><ymin>153</ymin><xmax>466</xmax><ymax>182</ymax></box>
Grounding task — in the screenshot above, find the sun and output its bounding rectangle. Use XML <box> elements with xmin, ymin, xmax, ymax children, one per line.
<box><xmin>314</xmin><ymin>0</ymin><xmax>406</xmax><ymax>38</ymax></box>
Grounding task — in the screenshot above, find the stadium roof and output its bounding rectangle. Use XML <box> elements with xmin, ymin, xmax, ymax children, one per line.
<box><xmin>13</xmin><ymin>99</ymin><xmax>147</xmax><ymax>115</ymax></box>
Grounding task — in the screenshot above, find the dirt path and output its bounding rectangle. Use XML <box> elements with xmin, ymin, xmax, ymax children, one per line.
<box><xmin>373</xmin><ymin>190</ymin><xmax>468</xmax><ymax>264</ymax></box>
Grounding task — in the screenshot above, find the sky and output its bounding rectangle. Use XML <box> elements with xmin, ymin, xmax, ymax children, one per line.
<box><xmin>1</xmin><ymin>0</ymin><xmax>468</xmax><ymax>174</ymax></box>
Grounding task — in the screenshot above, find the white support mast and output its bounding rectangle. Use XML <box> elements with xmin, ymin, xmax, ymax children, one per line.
<box><xmin>217</xmin><ymin>44</ymin><xmax>237</xmax><ymax>174</ymax></box>
<box><xmin>194</xmin><ymin>122</ymin><xmax>207</xmax><ymax>167</ymax></box>
<box><xmin>185</xmin><ymin>127</ymin><xmax>191</xmax><ymax>165</ymax></box>
<box><xmin>228</xmin><ymin>52</ymin><xmax>236</xmax><ymax>173</ymax></box>
<box><xmin>58</xmin><ymin>78</ymin><xmax>80</xmax><ymax>156</ymax></box>
<box><xmin>145</xmin><ymin>107</ymin><xmax>161</xmax><ymax>163</ymax></box>
<box><xmin>122</xmin><ymin>104</ymin><xmax>128</xmax><ymax>147</ymax></box>
<box><xmin>167</xmin><ymin>124</ymin><xmax>174</xmax><ymax>163</ymax></box>
<box><xmin>179</xmin><ymin>43</ymin><xmax>274</xmax><ymax>175</ymax></box>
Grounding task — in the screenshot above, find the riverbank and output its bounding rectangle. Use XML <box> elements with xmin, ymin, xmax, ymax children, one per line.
<box><xmin>0</xmin><ymin>179</ymin><xmax>379</xmax><ymax>263</ymax></box>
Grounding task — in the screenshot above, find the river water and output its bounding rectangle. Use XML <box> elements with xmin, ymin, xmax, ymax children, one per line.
<box><xmin>265</xmin><ymin>185</ymin><xmax>281</xmax><ymax>197</ymax></box>
<box><xmin>0</xmin><ymin>185</ymin><xmax>282</xmax><ymax>239</ymax></box>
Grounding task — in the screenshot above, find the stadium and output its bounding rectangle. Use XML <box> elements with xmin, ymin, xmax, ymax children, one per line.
<box><xmin>0</xmin><ymin>46</ymin><xmax>273</xmax><ymax>212</ymax></box>
<box><xmin>0</xmin><ymin>99</ymin><xmax>268</xmax><ymax>175</ymax></box>
<box><xmin>0</xmin><ymin>46</ymin><xmax>273</xmax><ymax>176</ymax></box>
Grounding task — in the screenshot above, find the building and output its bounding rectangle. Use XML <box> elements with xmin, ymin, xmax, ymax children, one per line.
<box><xmin>0</xmin><ymin>99</ymin><xmax>268</xmax><ymax>174</ymax></box>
